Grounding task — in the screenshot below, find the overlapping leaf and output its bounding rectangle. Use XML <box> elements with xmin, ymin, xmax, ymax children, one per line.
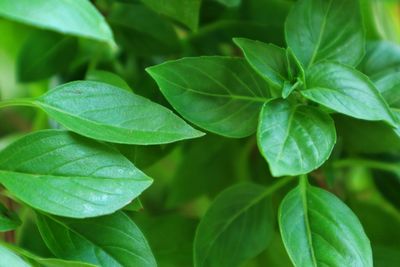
<box><xmin>147</xmin><ymin>57</ymin><xmax>272</xmax><ymax>138</ymax></box>
<box><xmin>34</xmin><ymin>81</ymin><xmax>203</xmax><ymax>145</ymax></box>
<box><xmin>279</xmin><ymin>180</ymin><xmax>373</xmax><ymax>267</ymax></box>
<box><xmin>257</xmin><ymin>99</ymin><xmax>336</xmax><ymax>177</ymax></box>
<box><xmin>37</xmin><ymin>212</ymin><xmax>156</xmax><ymax>267</ymax></box>
<box><xmin>194</xmin><ymin>183</ymin><xmax>274</xmax><ymax>267</ymax></box>
<box><xmin>285</xmin><ymin>0</ymin><xmax>365</xmax><ymax>68</ymax></box>
<box><xmin>0</xmin><ymin>130</ymin><xmax>152</xmax><ymax>218</ymax></box>
<box><xmin>0</xmin><ymin>0</ymin><xmax>113</xmax><ymax>43</ymax></box>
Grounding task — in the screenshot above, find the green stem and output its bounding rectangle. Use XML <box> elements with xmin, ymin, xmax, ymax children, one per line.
<box><xmin>262</xmin><ymin>176</ymin><xmax>296</xmax><ymax>198</ymax></box>
<box><xmin>0</xmin><ymin>98</ymin><xmax>36</xmax><ymax>109</ymax></box>
<box><xmin>333</xmin><ymin>158</ymin><xmax>400</xmax><ymax>173</ymax></box>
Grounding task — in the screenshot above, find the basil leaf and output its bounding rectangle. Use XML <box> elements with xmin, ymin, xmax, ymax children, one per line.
<box><xmin>0</xmin><ymin>0</ymin><xmax>113</xmax><ymax>43</ymax></box>
<box><xmin>304</xmin><ymin>62</ymin><xmax>396</xmax><ymax>125</ymax></box>
<box><xmin>17</xmin><ymin>31</ymin><xmax>78</xmax><ymax>82</ymax></box>
<box><xmin>0</xmin><ymin>245</ymin><xmax>30</xmax><ymax>267</ymax></box>
<box><xmin>257</xmin><ymin>99</ymin><xmax>336</xmax><ymax>177</ymax></box>
<box><xmin>37</xmin><ymin>212</ymin><xmax>156</xmax><ymax>267</ymax></box>
<box><xmin>279</xmin><ymin>180</ymin><xmax>373</xmax><ymax>267</ymax></box>
<box><xmin>375</xmin><ymin>72</ymin><xmax>400</xmax><ymax>108</ymax></box>
<box><xmin>194</xmin><ymin>183</ymin><xmax>274</xmax><ymax>267</ymax></box>
<box><xmin>0</xmin><ymin>203</ymin><xmax>21</xmax><ymax>232</ymax></box>
<box><xmin>34</xmin><ymin>81</ymin><xmax>203</xmax><ymax>145</ymax></box>
<box><xmin>0</xmin><ymin>130</ymin><xmax>152</xmax><ymax>218</ymax></box>
<box><xmin>285</xmin><ymin>0</ymin><xmax>365</xmax><ymax>68</ymax></box>
<box><xmin>360</xmin><ymin>41</ymin><xmax>400</xmax><ymax>78</ymax></box>
<box><xmin>146</xmin><ymin>57</ymin><xmax>272</xmax><ymax>138</ymax></box>
<box><xmin>233</xmin><ymin>38</ymin><xmax>288</xmax><ymax>87</ymax></box>
<box><xmin>141</xmin><ymin>0</ymin><xmax>201</xmax><ymax>31</ymax></box>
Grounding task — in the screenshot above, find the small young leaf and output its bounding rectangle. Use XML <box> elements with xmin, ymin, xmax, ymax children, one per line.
<box><xmin>141</xmin><ymin>0</ymin><xmax>201</xmax><ymax>31</ymax></box>
<box><xmin>233</xmin><ymin>38</ymin><xmax>288</xmax><ymax>87</ymax></box>
<box><xmin>0</xmin><ymin>245</ymin><xmax>30</xmax><ymax>267</ymax></box>
<box><xmin>304</xmin><ymin>62</ymin><xmax>396</xmax><ymax>125</ymax></box>
<box><xmin>0</xmin><ymin>202</ymin><xmax>21</xmax><ymax>232</ymax></box>
<box><xmin>279</xmin><ymin>180</ymin><xmax>372</xmax><ymax>267</ymax></box>
<box><xmin>194</xmin><ymin>183</ymin><xmax>274</xmax><ymax>267</ymax></box>
<box><xmin>257</xmin><ymin>99</ymin><xmax>336</xmax><ymax>177</ymax></box>
<box><xmin>359</xmin><ymin>41</ymin><xmax>400</xmax><ymax>78</ymax></box>
<box><xmin>17</xmin><ymin>31</ymin><xmax>78</xmax><ymax>82</ymax></box>
<box><xmin>0</xmin><ymin>130</ymin><xmax>152</xmax><ymax>218</ymax></box>
<box><xmin>285</xmin><ymin>0</ymin><xmax>365</xmax><ymax>68</ymax></box>
<box><xmin>146</xmin><ymin>57</ymin><xmax>272</xmax><ymax>138</ymax></box>
<box><xmin>0</xmin><ymin>0</ymin><xmax>113</xmax><ymax>43</ymax></box>
<box><xmin>37</xmin><ymin>211</ymin><xmax>156</xmax><ymax>267</ymax></box>
<box><xmin>34</xmin><ymin>81</ymin><xmax>203</xmax><ymax>145</ymax></box>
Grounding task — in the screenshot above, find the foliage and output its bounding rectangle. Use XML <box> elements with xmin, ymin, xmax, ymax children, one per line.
<box><xmin>0</xmin><ymin>0</ymin><xmax>399</xmax><ymax>266</ymax></box>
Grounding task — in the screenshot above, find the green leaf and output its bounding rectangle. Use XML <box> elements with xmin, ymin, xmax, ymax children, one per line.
<box><xmin>194</xmin><ymin>183</ymin><xmax>275</xmax><ymax>267</ymax></box>
<box><xmin>3</xmin><ymin>244</ymin><xmax>97</xmax><ymax>267</ymax></box>
<box><xmin>17</xmin><ymin>31</ymin><xmax>78</xmax><ymax>82</ymax></box>
<box><xmin>0</xmin><ymin>0</ymin><xmax>113</xmax><ymax>43</ymax></box>
<box><xmin>303</xmin><ymin>62</ymin><xmax>396</xmax><ymax>125</ymax></box>
<box><xmin>0</xmin><ymin>202</ymin><xmax>21</xmax><ymax>232</ymax></box>
<box><xmin>279</xmin><ymin>179</ymin><xmax>373</xmax><ymax>267</ymax></box>
<box><xmin>285</xmin><ymin>0</ymin><xmax>365</xmax><ymax>68</ymax></box>
<box><xmin>0</xmin><ymin>245</ymin><xmax>30</xmax><ymax>267</ymax></box>
<box><xmin>0</xmin><ymin>130</ymin><xmax>152</xmax><ymax>218</ymax></box>
<box><xmin>37</xmin><ymin>211</ymin><xmax>156</xmax><ymax>267</ymax></box>
<box><xmin>375</xmin><ymin>72</ymin><xmax>400</xmax><ymax>108</ymax></box>
<box><xmin>34</xmin><ymin>81</ymin><xmax>203</xmax><ymax>145</ymax></box>
<box><xmin>141</xmin><ymin>0</ymin><xmax>201</xmax><ymax>31</ymax></box>
<box><xmin>257</xmin><ymin>99</ymin><xmax>336</xmax><ymax>177</ymax></box>
<box><xmin>233</xmin><ymin>38</ymin><xmax>288</xmax><ymax>87</ymax></box>
<box><xmin>146</xmin><ymin>57</ymin><xmax>272</xmax><ymax>138</ymax></box>
<box><xmin>360</xmin><ymin>41</ymin><xmax>400</xmax><ymax>78</ymax></box>
<box><xmin>109</xmin><ymin>3</ymin><xmax>180</xmax><ymax>56</ymax></box>
<box><xmin>86</xmin><ymin>70</ymin><xmax>131</xmax><ymax>92</ymax></box>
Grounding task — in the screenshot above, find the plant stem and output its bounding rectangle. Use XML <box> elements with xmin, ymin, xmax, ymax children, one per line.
<box><xmin>262</xmin><ymin>176</ymin><xmax>296</xmax><ymax>198</ymax></box>
<box><xmin>0</xmin><ymin>98</ymin><xmax>36</xmax><ymax>109</ymax></box>
<box><xmin>333</xmin><ymin>158</ymin><xmax>400</xmax><ymax>173</ymax></box>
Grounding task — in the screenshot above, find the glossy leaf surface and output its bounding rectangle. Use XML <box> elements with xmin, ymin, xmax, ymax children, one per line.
<box><xmin>0</xmin><ymin>0</ymin><xmax>113</xmax><ymax>43</ymax></box>
<box><xmin>194</xmin><ymin>183</ymin><xmax>274</xmax><ymax>267</ymax></box>
<box><xmin>234</xmin><ymin>38</ymin><xmax>288</xmax><ymax>87</ymax></box>
<box><xmin>147</xmin><ymin>57</ymin><xmax>272</xmax><ymax>138</ymax></box>
<box><xmin>0</xmin><ymin>130</ymin><xmax>152</xmax><ymax>218</ymax></box>
<box><xmin>35</xmin><ymin>81</ymin><xmax>203</xmax><ymax>145</ymax></box>
<box><xmin>37</xmin><ymin>212</ymin><xmax>156</xmax><ymax>267</ymax></box>
<box><xmin>279</xmin><ymin>181</ymin><xmax>373</xmax><ymax>267</ymax></box>
<box><xmin>304</xmin><ymin>62</ymin><xmax>396</xmax><ymax>125</ymax></box>
<box><xmin>285</xmin><ymin>0</ymin><xmax>364</xmax><ymax>68</ymax></box>
<box><xmin>257</xmin><ymin>99</ymin><xmax>336</xmax><ymax>177</ymax></box>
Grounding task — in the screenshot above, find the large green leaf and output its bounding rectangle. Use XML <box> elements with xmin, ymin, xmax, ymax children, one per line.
<box><xmin>17</xmin><ymin>31</ymin><xmax>78</xmax><ymax>82</ymax></box>
<box><xmin>0</xmin><ymin>0</ymin><xmax>113</xmax><ymax>43</ymax></box>
<box><xmin>279</xmin><ymin>179</ymin><xmax>372</xmax><ymax>267</ymax></box>
<box><xmin>215</xmin><ymin>0</ymin><xmax>241</xmax><ymax>7</ymax></box>
<box><xmin>33</xmin><ymin>81</ymin><xmax>203</xmax><ymax>145</ymax></box>
<box><xmin>0</xmin><ymin>130</ymin><xmax>152</xmax><ymax>218</ymax></box>
<box><xmin>359</xmin><ymin>41</ymin><xmax>400</xmax><ymax>78</ymax></box>
<box><xmin>233</xmin><ymin>38</ymin><xmax>288</xmax><ymax>87</ymax></box>
<box><xmin>85</xmin><ymin>69</ymin><xmax>131</xmax><ymax>92</ymax></box>
<box><xmin>37</xmin><ymin>211</ymin><xmax>156</xmax><ymax>267</ymax></box>
<box><xmin>285</xmin><ymin>0</ymin><xmax>365</xmax><ymax>68</ymax></box>
<box><xmin>375</xmin><ymin>72</ymin><xmax>400</xmax><ymax>108</ymax></box>
<box><xmin>257</xmin><ymin>99</ymin><xmax>336</xmax><ymax>177</ymax></box>
<box><xmin>194</xmin><ymin>183</ymin><xmax>275</xmax><ymax>267</ymax></box>
<box><xmin>0</xmin><ymin>245</ymin><xmax>30</xmax><ymax>267</ymax></box>
<box><xmin>146</xmin><ymin>57</ymin><xmax>272</xmax><ymax>138</ymax></box>
<box><xmin>141</xmin><ymin>0</ymin><xmax>201</xmax><ymax>31</ymax></box>
<box><xmin>304</xmin><ymin>62</ymin><xmax>396</xmax><ymax>125</ymax></box>
<box><xmin>0</xmin><ymin>202</ymin><xmax>21</xmax><ymax>232</ymax></box>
